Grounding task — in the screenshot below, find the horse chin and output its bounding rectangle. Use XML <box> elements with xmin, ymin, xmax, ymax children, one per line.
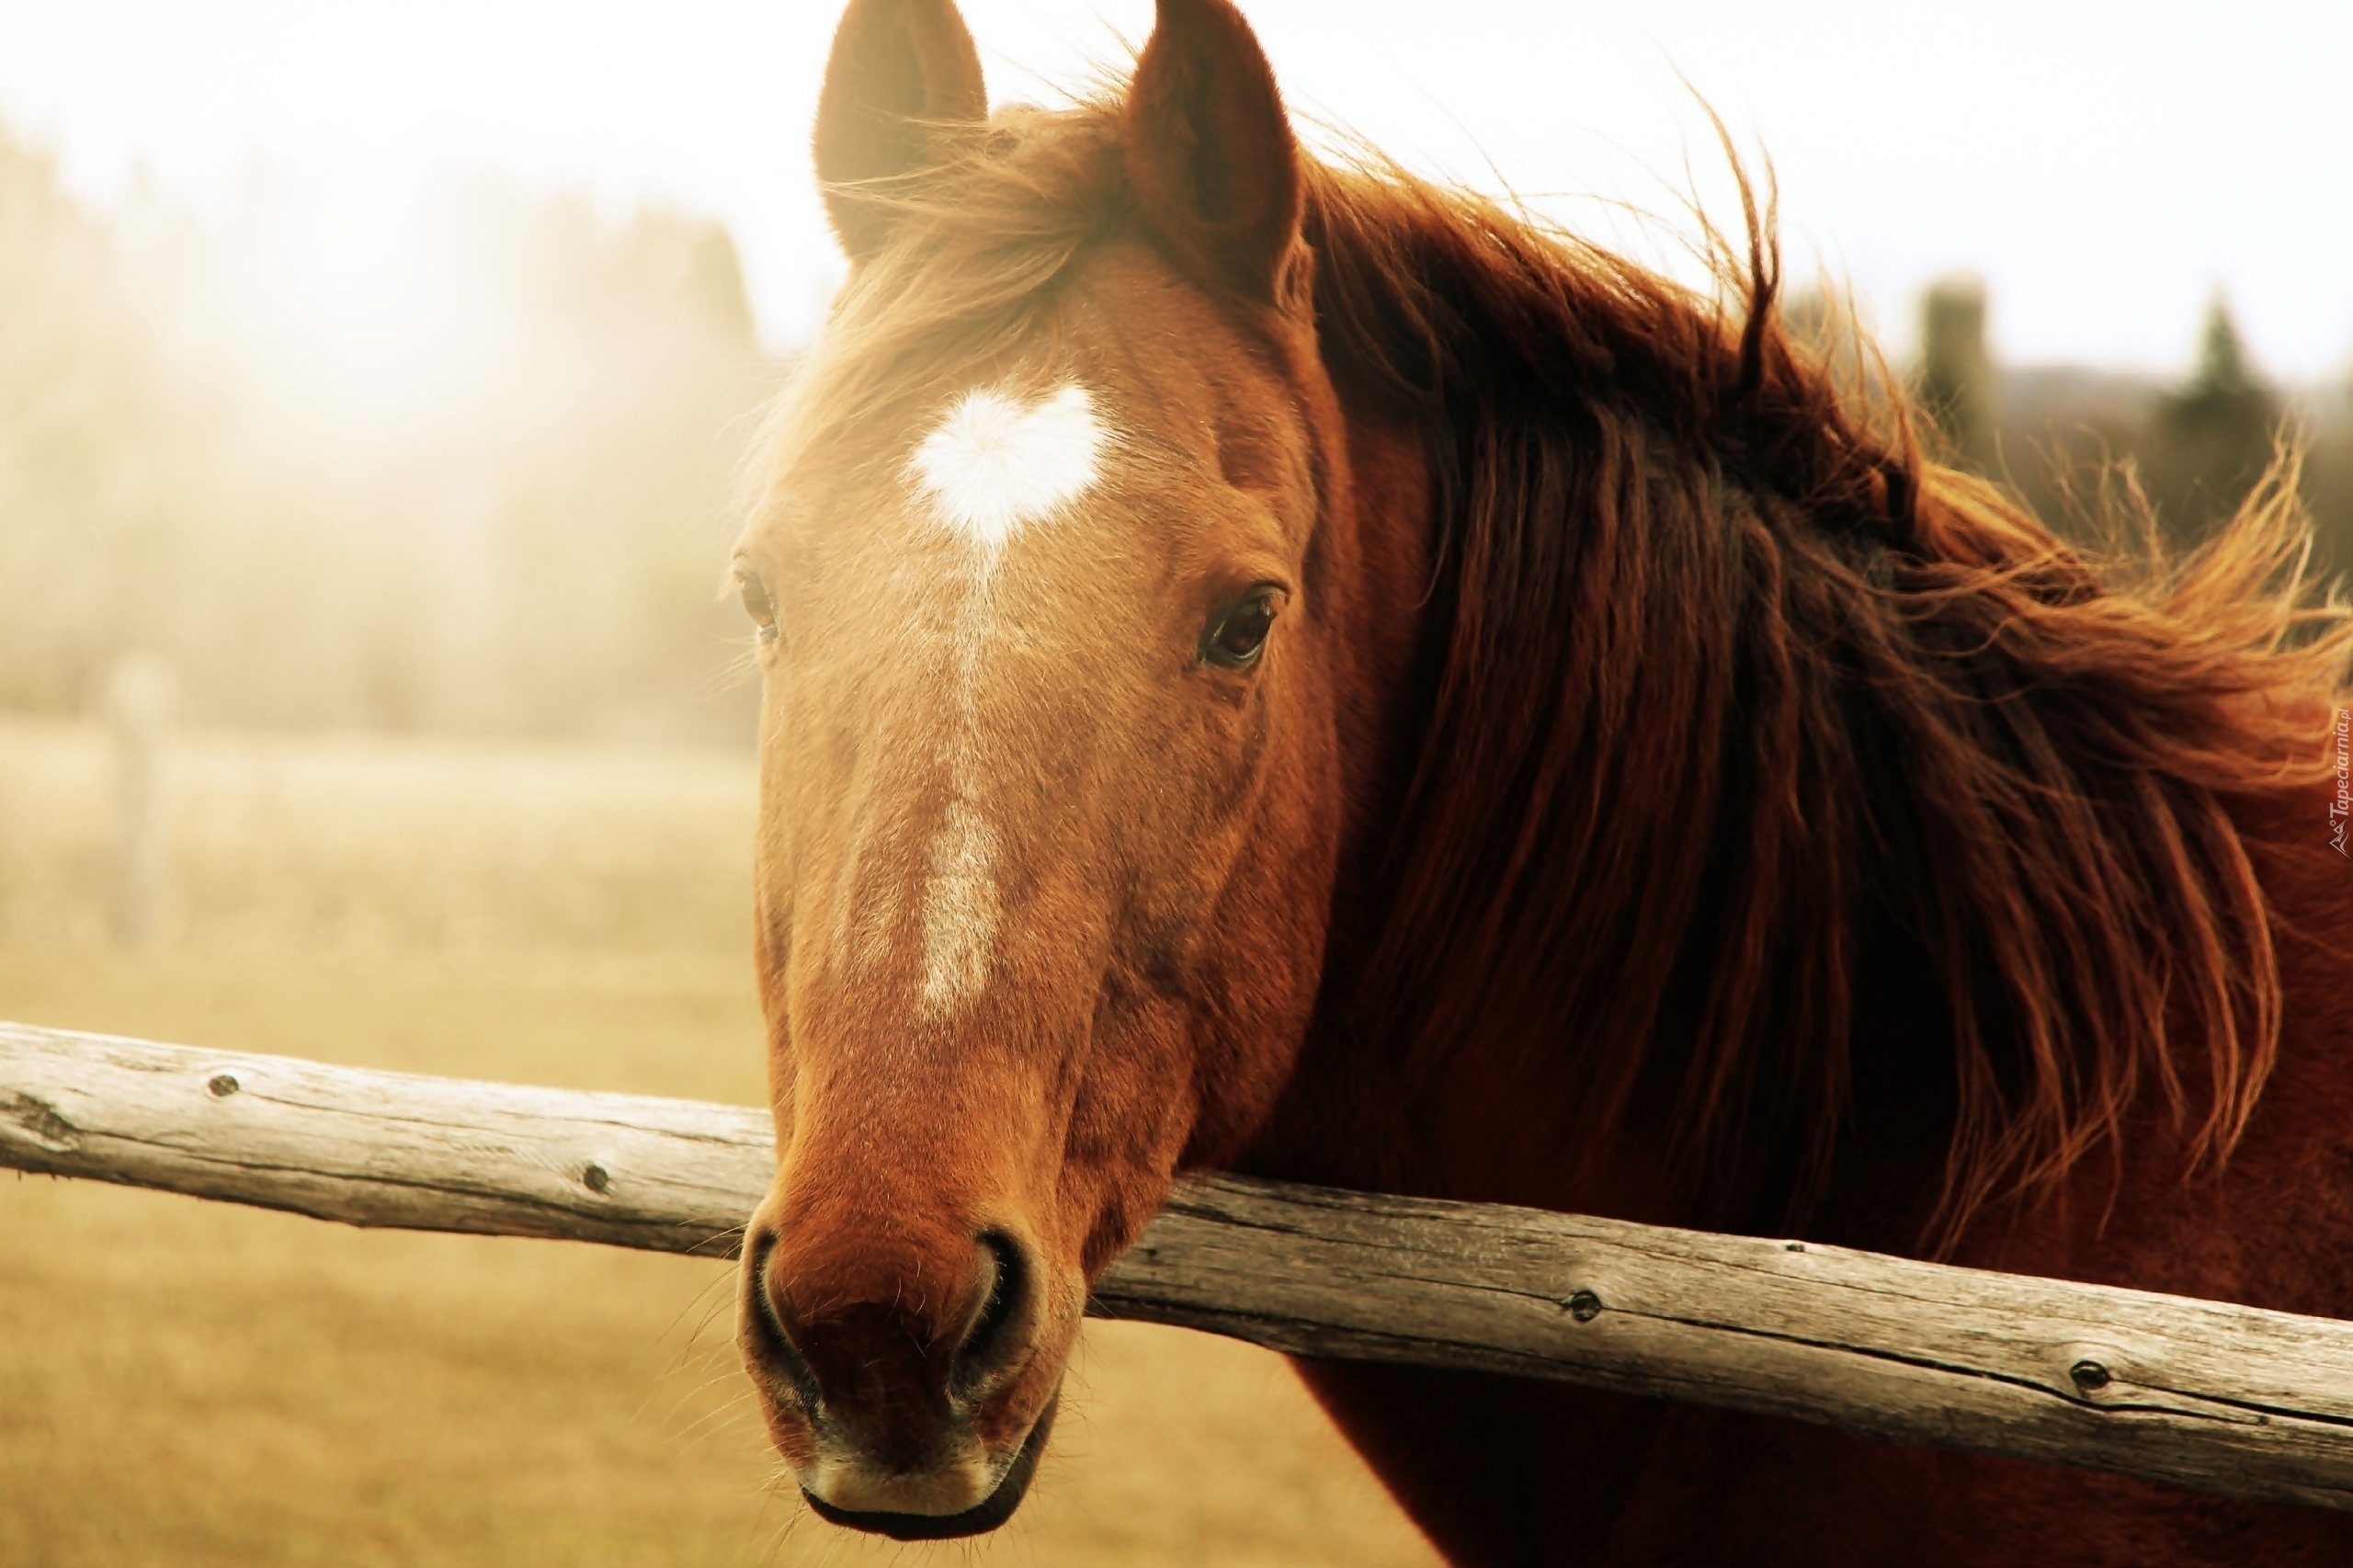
<box><xmin>800</xmin><ymin>1395</ymin><xmax>1058</xmax><ymax>1542</ymax></box>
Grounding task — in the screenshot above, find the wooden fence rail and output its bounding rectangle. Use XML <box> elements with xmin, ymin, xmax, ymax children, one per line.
<box><xmin>10</xmin><ymin>1017</ymin><xmax>2353</xmax><ymax>1510</ymax></box>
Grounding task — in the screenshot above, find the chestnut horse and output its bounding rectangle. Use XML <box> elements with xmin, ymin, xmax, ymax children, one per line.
<box><xmin>732</xmin><ymin>1</ymin><xmax>2353</xmax><ymax>1562</ymax></box>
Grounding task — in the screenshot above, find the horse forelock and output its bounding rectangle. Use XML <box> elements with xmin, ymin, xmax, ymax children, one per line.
<box><xmin>747</xmin><ymin>101</ymin><xmax>1128</xmax><ymax>510</ymax></box>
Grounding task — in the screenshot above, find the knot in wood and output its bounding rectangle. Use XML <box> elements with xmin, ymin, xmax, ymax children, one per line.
<box><xmin>1566</xmin><ymin>1290</ymin><xmax>1603</xmax><ymax>1323</ymax></box>
<box><xmin>2069</xmin><ymin>1358</ymin><xmax>2112</xmax><ymax>1393</ymax></box>
<box><xmin>582</xmin><ymin>1162</ymin><xmax>613</xmax><ymax>1195</ymax></box>
<box><xmin>208</xmin><ymin>1074</ymin><xmax>241</xmax><ymax>1097</ymax></box>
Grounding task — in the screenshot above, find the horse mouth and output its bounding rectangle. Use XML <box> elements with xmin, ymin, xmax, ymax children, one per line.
<box><xmin>799</xmin><ymin>1397</ymin><xmax>1057</xmax><ymax>1541</ymax></box>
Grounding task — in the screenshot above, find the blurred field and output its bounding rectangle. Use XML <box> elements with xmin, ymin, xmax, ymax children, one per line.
<box><xmin>0</xmin><ymin>715</ymin><xmax>1439</xmax><ymax>1568</ymax></box>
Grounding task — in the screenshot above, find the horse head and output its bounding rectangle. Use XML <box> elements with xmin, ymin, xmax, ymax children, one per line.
<box><xmin>731</xmin><ymin>0</ymin><xmax>1421</xmax><ymax>1537</ymax></box>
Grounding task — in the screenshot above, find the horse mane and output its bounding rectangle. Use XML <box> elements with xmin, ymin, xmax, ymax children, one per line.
<box><xmin>1300</xmin><ymin>153</ymin><xmax>2353</xmax><ymax>1244</ymax></box>
<box><xmin>776</xmin><ymin>92</ymin><xmax>2353</xmax><ymax>1248</ymax></box>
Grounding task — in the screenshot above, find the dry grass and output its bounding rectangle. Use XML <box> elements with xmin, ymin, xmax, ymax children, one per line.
<box><xmin>0</xmin><ymin>717</ymin><xmax>1439</xmax><ymax>1568</ymax></box>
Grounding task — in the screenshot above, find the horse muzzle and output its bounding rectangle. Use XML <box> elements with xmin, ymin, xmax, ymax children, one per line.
<box><xmin>739</xmin><ymin>1218</ymin><xmax>1068</xmax><ymax>1539</ymax></box>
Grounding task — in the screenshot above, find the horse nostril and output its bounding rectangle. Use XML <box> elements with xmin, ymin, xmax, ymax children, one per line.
<box><xmin>742</xmin><ymin>1230</ymin><xmax>824</xmax><ymax>1412</ymax></box>
<box><xmin>951</xmin><ymin>1231</ymin><xmax>1030</xmax><ymax>1400</ymax></box>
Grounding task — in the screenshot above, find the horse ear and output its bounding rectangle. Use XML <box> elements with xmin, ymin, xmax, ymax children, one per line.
<box><xmin>1123</xmin><ymin>0</ymin><xmax>1304</xmax><ymax>306</ymax></box>
<box><xmin>813</xmin><ymin>0</ymin><xmax>989</xmax><ymax>258</ymax></box>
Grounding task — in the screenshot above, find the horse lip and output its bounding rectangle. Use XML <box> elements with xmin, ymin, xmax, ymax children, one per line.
<box><xmin>800</xmin><ymin>1395</ymin><xmax>1058</xmax><ymax>1541</ymax></box>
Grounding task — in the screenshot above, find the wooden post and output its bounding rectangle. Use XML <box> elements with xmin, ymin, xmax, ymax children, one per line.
<box><xmin>104</xmin><ymin>653</ymin><xmax>175</xmax><ymax>949</ymax></box>
<box><xmin>12</xmin><ymin>1018</ymin><xmax>2353</xmax><ymax>1510</ymax></box>
<box><xmin>1919</xmin><ymin>274</ymin><xmax>1996</xmax><ymax>474</ymax></box>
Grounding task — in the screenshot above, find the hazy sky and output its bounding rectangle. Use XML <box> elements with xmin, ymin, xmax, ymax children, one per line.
<box><xmin>2</xmin><ymin>0</ymin><xmax>2347</xmax><ymax>378</ymax></box>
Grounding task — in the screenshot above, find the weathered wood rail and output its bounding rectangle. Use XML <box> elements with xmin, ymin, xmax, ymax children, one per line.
<box><xmin>10</xmin><ymin>1017</ymin><xmax>2353</xmax><ymax>1509</ymax></box>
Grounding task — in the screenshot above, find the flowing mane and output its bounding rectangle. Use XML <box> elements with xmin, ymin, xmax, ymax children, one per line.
<box><xmin>765</xmin><ymin>92</ymin><xmax>2352</xmax><ymax>1247</ymax></box>
<box><xmin>1302</xmin><ymin>155</ymin><xmax>2350</xmax><ymax>1243</ymax></box>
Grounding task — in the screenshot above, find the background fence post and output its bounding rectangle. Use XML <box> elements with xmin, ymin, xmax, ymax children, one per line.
<box><xmin>1919</xmin><ymin>274</ymin><xmax>1996</xmax><ymax>475</ymax></box>
<box><xmin>106</xmin><ymin>653</ymin><xmax>175</xmax><ymax>950</ymax></box>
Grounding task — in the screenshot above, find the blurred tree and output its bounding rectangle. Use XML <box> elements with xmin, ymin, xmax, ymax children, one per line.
<box><xmin>0</xmin><ymin>119</ymin><xmax>778</xmax><ymax>748</ymax></box>
<box><xmin>2300</xmin><ymin>369</ymin><xmax>2353</xmax><ymax>583</ymax></box>
<box><xmin>2143</xmin><ymin>291</ymin><xmax>2282</xmax><ymax>546</ymax></box>
<box><xmin>1917</xmin><ymin>275</ymin><xmax>1996</xmax><ymax>474</ymax></box>
<box><xmin>0</xmin><ymin>128</ymin><xmax>189</xmax><ymax>714</ymax></box>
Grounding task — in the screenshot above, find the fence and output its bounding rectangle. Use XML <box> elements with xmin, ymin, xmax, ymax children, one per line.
<box><xmin>10</xmin><ymin>1016</ymin><xmax>2353</xmax><ymax>1510</ymax></box>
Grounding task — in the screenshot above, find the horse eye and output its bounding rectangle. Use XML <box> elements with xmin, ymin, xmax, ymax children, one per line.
<box><xmin>1199</xmin><ymin>588</ymin><xmax>1282</xmax><ymax>670</ymax></box>
<box><xmin>736</xmin><ymin>569</ymin><xmax>779</xmax><ymax>643</ymax></box>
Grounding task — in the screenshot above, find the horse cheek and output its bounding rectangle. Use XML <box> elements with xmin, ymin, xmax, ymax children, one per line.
<box><xmin>1187</xmin><ymin>699</ymin><xmax>1344</xmax><ymax>1161</ymax></box>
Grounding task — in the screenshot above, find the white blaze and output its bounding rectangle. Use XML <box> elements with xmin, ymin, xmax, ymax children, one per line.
<box><xmin>910</xmin><ymin>383</ymin><xmax>1105</xmax><ymax>560</ymax></box>
<box><xmin>918</xmin><ymin>797</ymin><xmax>1001</xmax><ymax>1012</ymax></box>
<box><xmin>903</xmin><ymin>381</ymin><xmax>1105</xmax><ymax>1013</ymax></box>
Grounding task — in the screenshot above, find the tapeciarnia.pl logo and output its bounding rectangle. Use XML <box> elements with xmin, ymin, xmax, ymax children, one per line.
<box><xmin>2331</xmin><ymin>709</ymin><xmax>2350</xmax><ymax>858</ymax></box>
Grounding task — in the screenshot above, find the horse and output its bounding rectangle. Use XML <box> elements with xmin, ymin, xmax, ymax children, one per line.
<box><xmin>730</xmin><ymin>1</ymin><xmax>2353</xmax><ymax>1562</ymax></box>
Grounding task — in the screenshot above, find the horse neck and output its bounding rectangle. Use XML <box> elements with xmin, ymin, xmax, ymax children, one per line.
<box><xmin>1245</xmin><ymin>385</ymin><xmax>2353</xmax><ymax>1250</ymax></box>
<box><xmin>1245</xmin><ymin>369</ymin><xmax>1800</xmax><ymax>1224</ymax></box>
<box><xmin>1236</xmin><ymin>400</ymin><xmax>1701</xmax><ymax>1221</ymax></box>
